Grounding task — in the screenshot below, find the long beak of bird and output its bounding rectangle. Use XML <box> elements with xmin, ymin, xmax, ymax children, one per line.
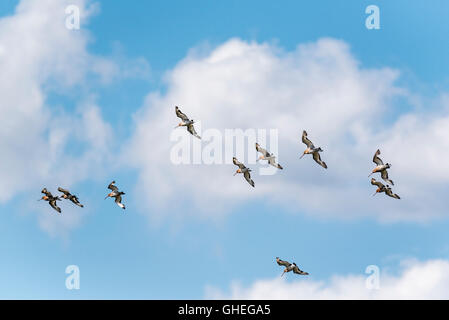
<box><xmin>299</xmin><ymin>153</ymin><xmax>305</xmax><ymax>159</ymax></box>
<box><xmin>104</xmin><ymin>195</ymin><xmax>109</xmax><ymax>200</ymax></box>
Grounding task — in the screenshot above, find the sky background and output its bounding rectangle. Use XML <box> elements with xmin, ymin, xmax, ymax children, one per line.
<box><xmin>1</xmin><ymin>0</ymin><xmax>449</xmax><ymax>299</ymax></box>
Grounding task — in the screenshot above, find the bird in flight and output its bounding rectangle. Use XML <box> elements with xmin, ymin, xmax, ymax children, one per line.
<box><xmin>58</xmin><ymin>187</ymin><xmax>84</xmax><ymax>208</ymax></box>
<box><xmin>39</xmin><ymin>188</ymin><xmax>62</xmax><ymax>214</ymax></box>
<box><xmin>174</xmin><ymin>106</ymin><xmax>201</xmax><ymax>139</ymax></box>
<box><xmin>276</xmin><ymin>257</ymin><xmax>309</xmax><ymax>277</ymax></box>
<box><xmin>255</xmin><ymin>143</ymin><xmax>283</xmax><ymax>170</ymax></box>
<box><xmin>369</xmin><ymin>149</ymin><xmax>394</xmax><ymax>185</ymax></box>
<box><xmin>300</xmin><ymin>130</ymin><xmax>327</xmax><ymax>169</ymax></box>
<box><xmin>105</xmin><ymin>181</ymin><xmax>126</xmax><ymax>210</ymax></box>
<box><xmin>233</xmin><ymin>157</ymin><xmax>255</xmax><ymax>187</ymax></box>
<box><xmin>370</xmin><ymin>178</ymin><xmax>400</xmax><ymax>199</ymax></box>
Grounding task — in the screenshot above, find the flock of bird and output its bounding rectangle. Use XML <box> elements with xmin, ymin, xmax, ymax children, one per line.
<box><xmin>173</xmin><ymin>106</ymin><xmax>401</xmax><ymax>277</ymax></box>
<box><xmin>39</xmin><ymin>105</ymin><xmax>401</xmax><ymax>277</ymax></box>
<box><xmin>40</xmin><ymin>181</ymin><xmax>126</xmax><ymax>214</ymax></box>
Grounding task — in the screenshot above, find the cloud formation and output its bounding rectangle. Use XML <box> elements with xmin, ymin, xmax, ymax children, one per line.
<box><xmin>127</xmin><ymin>37</ymin><xmax>448</xmax><ymax>222</ymax></box>
<box><xmin>0</xmin><ymin>0</ymin><xmax>147</xmax><ymax>236</ymax></box>
<box><xmin>205</xmin><ymin>259</ymin><xmax>449</xmax><ymax>299</ymax></box>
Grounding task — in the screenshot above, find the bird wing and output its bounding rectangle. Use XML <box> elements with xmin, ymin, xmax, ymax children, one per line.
<box><xmin>381</xmin><ymin>170</ymin><xmax>394</xmax><ymax>185</ymax></box>
<box><xmin>370</xmin><ymin>178</ymin><xmax>385</xmax><ymax>189</ymax></box>
<box><xmin>386</xmin><ymin>188</ymin><xmax>400</xmax><ymax>199</ymax></box>
<box><xmin>108</xmin><ymin>181</ymin><xmax>118</xmax><ymax>191</ymax></box>
<box><xmin>233</xmin><ymin>157</ymin><xmax>246</xmax><ymax>169</ymax></box>
<box><xmin>255</xmin><ymin>143</ymin><xmax>270</xmax><ymax>157</ymax></box>
<box><xmin>114</xmin><ymin>194</ymin><xmax>123</xmax><ymax>204</ymax></box>
<box><xmin>175</xmin><ymin>106</ymin><xmax>190</xmax><ymax>122</ymax></box>
<box><xmin>373</xmin><ymin>149</ymin><xmax>384</xmax><ymax>165</ymax></box>
<box><xmin>57</xmin><ymin>187</ymin><xmax>70</xmax><ymax>196</ymax></box>
<box><xmin>187</xmin><ymin>123</ymin><xmax>201</xmax><ymax>139</ymax></box>
<box><xmin>276</xmin><ymin>258</ymin><xmax>291</xmax><ymax>267</ymax></box>
<box><xmin>293</xmin><ymin>265</ymin><xmax>309</xmax><ymax>275</ymax></box>
<box><xmin>49</xmin><ymin>200</ymin><xmax>61</xmax><ymax>213</ymax></box>
<box><xmin>302</xmin><ymin>130</ymin><xmax>315</xmax><ymax>149</ymax></box>
<box><xmin>313</xmin><ymin>151</ymin><xmax>327</xmax><ymax>169</ymax></box>
<box><xmin>244</xmin><ymin>170</ymin><xmax>255</xmax><ymax>187</ymax></box>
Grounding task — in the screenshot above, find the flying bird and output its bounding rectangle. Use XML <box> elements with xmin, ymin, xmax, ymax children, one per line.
<box><xmin>300</xmin><ymin>130</ymin><xmax>327</xmax><ymax>169</ymax></box>
<box><xmin>385</xmin><ymin>186</ymin><xmax>401</xmax><ymax>200</ymax></box>
<box><xmin>369</xmin><ymin>149</ymin><xmax>394</xmax><ymax>185</ymax></box>
<box><xmin>39</xmin><ymin>188</ymin><xmax>61</xmax><ymax>214</ymax></box>
<box><xmin>58</xmin><ymin>187</ymin><xmax>84</xmax><ymax>208</ymax></box>
<box><xmin>105</xmin><ymin>181</ymin><xmax>126</xmax><ymax>210</ymax></box>
<box><xmin>233</xmin><ymin>157</ymin><xmax>255</xmax><ymax>187</ymax></box>
<box><xmin>174</xmin><ymin>106</ymin><xmax>201</xmax><ymax>139</ymax></box>
<box><xmin>370</xmin><ymin>178</ymin><xmax>400</xmax><ymax>199</ymax></box>
<box><xmin>276</xmin><ymin>257</ymin><xmax>309</xmax><ymax>277</ymax></box>
<box><xmin>255</xmin><ymin>143</ymin><xmax>283</xmax><ymax>170</ymax></box>
<box><xmin>370</xmin><ymin>178</ymin><xmax>387</xmax><ymax>196</ymax></box>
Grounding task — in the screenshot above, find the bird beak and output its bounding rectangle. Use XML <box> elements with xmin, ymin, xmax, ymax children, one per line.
<box><xmin>233</xmin><ymin>172</ymin><xmax>238</xmax><ymax>176</ymax></box>
<box><xmin>281</xmin><ymin>271</ymin><xmax>285</xmax><ymax>277</ymax></box>
<box><xmin>372</xmin><ymin>192</ymin><xmax>377</xmax><ymax>196</ymax></box>
<box><xmin>368</xmin><ymin>173</ymin><xmax>373</xmax><ymax>177</ymax></box>
<box><xmin>104</xmin><ymin>195</ymin><xmax>109</xmax><ymax>200</ymax></box>
<box><xmin>299</xmin><ymin>153</ymin><xmax>305</xmax><ymax>159</ymax></box>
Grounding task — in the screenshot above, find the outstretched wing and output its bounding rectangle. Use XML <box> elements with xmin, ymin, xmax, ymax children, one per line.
<box><xmin>370</xmin><ymin>178</ymin><xmax>385</xmax><ymax>189</ymax></box>
<box><xmin>49</xmin><ymin>200</ymin><xmax>61</xmax><ymax>213</ymax></box>
<box><xmin>386</xmin><ymin>188</ymin><xmax>400</xmax><ymax>199</ymax></box>
<box><xmin>175</xmin><ymin>106</ymin><xmax>190</xmax><ymax>122</ymax></box>
<box><xmin>276</xmin><ymin>258</ymin><xmax>291</xmax><ymax>267</ymax></box>
<box><xmin>373</xmin><ymin>149</ymin><xmax>384</xmax><ymax>165</ymax></box>
<box><xmin>233</xmin><ymin>157</ymin><xmax>246</xmax><ymax>169</ymax></box>
<box><xmin>57</xmin><ymin>187</ymin><xmax>70</xmax><ymax>196</ymax></box>
<box><xmin>255</xmin><ymin>143</ymin><xmax>270</xmax><ymax>157</ymax></box>
<box><xmin>108</xmin><ymin>181</ymin><xmax>118</xmax><ymax>191</ymax></box>
<box><xmin>41</xmin><ymin>188</ymin><xmax>51</xmax><ymax>196</ymax></box>
<box><xmin>293</xmin><ymin>265</ymin><xmax>309</xmax><ymax>275</ymax></box>
<box><xmin>302</xmin><ymin>130</ymin><xmax>315</xmax><ymax>149</ymax></box>
<box><xmin>244</xmin><ymin>170</ymin><xmax>255</xmax><ymax>187</ymax></box>
<box><xmin>114</xmin><ymin>194</ymin><xmax>122</xmax><ymax>204</ymax></box>
<box><xmin>381</xmin><ymin>170</ymin><xmax>394</xmax><ymax>186</ymax></box>
<box><xmin>187</xmin><ymin>123</ymin><xmax>201</xmax><ymax>139</ymax></box>
<box><xmin>313</xmin><ymin>151</ymin><xmax>327</xmax><ymax>169</ymax></box>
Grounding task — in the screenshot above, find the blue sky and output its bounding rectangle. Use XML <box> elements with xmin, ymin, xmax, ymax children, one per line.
<box><xmin>1</xmin><ymin>0</ymin><xmax>449</xmax><ymax>299</ymax></box>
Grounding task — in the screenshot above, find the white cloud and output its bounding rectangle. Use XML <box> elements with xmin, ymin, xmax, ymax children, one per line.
<box><xmin>0</xmin><ymin>0</ymin><xmax>146</xmax><ymax>236</ymax></box>
<box><xmin>126</xmin><ymin>37</ymin><xmax>448</xmax><ymax>222</ymax></box>
<box><xmin>205</xmin><ymin>259</ymin><xmax>449</xmax><ymax>299</ymax></box>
